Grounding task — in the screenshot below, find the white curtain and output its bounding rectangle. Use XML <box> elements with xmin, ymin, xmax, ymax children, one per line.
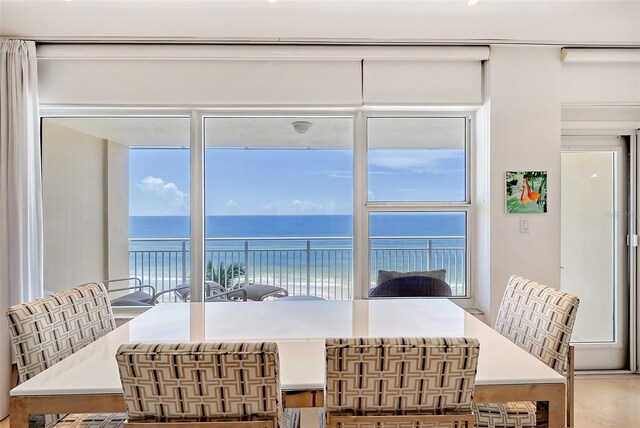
<box><xmin>0</xmin><ymin>39</ymin><xmax>43</xmax><ymax>417</ymax></box>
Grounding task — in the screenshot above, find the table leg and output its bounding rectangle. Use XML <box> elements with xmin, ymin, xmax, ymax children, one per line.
<box><xmin>9</xmin><ymin>394</ymin><xmax>126</xmax><ymax>428</ymax></box>
<box><xmin>10</xmin><ymin>397</ymin><xmax>29</xmax><ymax>428</ymax></box>
<box><xmin>547</xmin><ymin>384</ymin><xmax>567</xmax><ymax>428</ymax></box>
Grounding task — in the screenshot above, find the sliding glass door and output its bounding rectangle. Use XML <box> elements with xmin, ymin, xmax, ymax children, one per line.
<box><xmin>561</xmin><ymin>135</ymin><xmax>630</xmax><ymax>370</ymax></box>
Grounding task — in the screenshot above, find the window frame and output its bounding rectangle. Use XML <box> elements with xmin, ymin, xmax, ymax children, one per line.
<box><xmin>357</xmin><ymin>111</ymin><xmax>474</xmax><ymax>300</ymax></box>
<box><xmin>200</xmin><ymin>111</ymin><xmax>358</xmax><ymax>300</ymax></box>
<box><xmin>39</xmin><ymin>107</ymin><xmax>475</xmax><ymax>305</ymax></box>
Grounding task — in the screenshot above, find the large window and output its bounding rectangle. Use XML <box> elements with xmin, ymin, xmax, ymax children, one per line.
<box><xmin>204</xmin><ymin>116</ymin><xmax>354</xmax><ymax>299</ymax></box>
<box><xmin>41</xmin><ymin>116</ymin><xmax>191</xmax><ymax>301</ymax></box>
<box><xmin>41</xmin><ymin>111</ymin><xmax>471</xmax><ymax>303</ymax></box>
<box><xmin>366</xmin><ymin>116</ymin><xmax>469</xmax><ymax>297</ymax></box>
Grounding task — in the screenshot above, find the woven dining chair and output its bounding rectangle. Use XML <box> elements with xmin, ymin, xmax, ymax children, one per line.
<box><xmin>54</xmin><ymin>342</ymin><xmax>300</xmax><ymax>428</ymax></box>
<box><xmin>118</xmin><ymin>342</ymin><xmax>298</xmax><ymax>428</ymax></box>
<box><xmin>473</xmin><ymin>275</ymin><xmax>580</xmax><ymax>428</ymax></box>
<box><xmin>6</xmin><ymin>282</ymin><xmax>122</xmax><ymax>428</ymax></box>
<box><xmin>325</xmin><ymin>337</ymin><xmax>480</xmax><ymax>428</ymax></box>
<box><xmin>7</xmin><ymin>282</ymin><xmax>116</xmax><ymax>384</ymax></box>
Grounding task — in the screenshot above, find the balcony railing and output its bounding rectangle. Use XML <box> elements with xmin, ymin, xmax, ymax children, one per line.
<box><xmin>129</xmin><ymin>236</ymin><xmax>466</xmax><ymax>300</ymax></box>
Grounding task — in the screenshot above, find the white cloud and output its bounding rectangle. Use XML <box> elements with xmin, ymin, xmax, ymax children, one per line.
<box><xmin>292</xmin><ymin>199</ymin><xmax>336</xmax><ymax>213</ymax></box>
<box><xmin>316</xmin><ymin>169</ymin><xmax>352</xmax><ymax>179</ymax></box>
<box><xmin>138</xmin><ymin>176</ymin><xmax>189</xmax><ymax>214</ymax></box>
<box><xmin>262</xmin><ymin>202</ymin><xmax>281</xmax><ymax>213</ymax></box>
<box><xmin>368</xmin><ymin>150</ymin><xmax>462</xmax><ymax>174</ymax></box>
<box><xmin>226</xmin><ymin>200</ymin><xmax>238</xmax><ymax>207</ymax></box>
<box><xmin>262</xmin><ymin>199</ymin><xmax>340</xmax><ymax>215</ymax></box>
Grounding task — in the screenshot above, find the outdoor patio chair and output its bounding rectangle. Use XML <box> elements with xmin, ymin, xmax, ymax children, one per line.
<box><xmin>226</xmin><ymin>283</ymin><xmax>289</xmax><ymax>301</ymax></box>
<box><xmin>101</xmin><ymin>277</ymin><xmax>156</xmax><ymax>306</ymax></box>
<box><xmin>275</xmin><ymin>295</ymin><xmax>326</xmax><ymax>301</ymax></box>
<box><xmin>473</xmin><ymin>275</ymin><xmax>580</xmax><ymax>428</ymax></box>
<box><xmin>102</xmin><ymin>278</ymin><xmax>231</xmax><ymax>305</ymax></box>
<box><xmin>325</xmin><ymin>336</ymin><xmax>480</xmax><ymax>428</ymax></box>
<box><xmin>152</xmin><ymin>281</ymin><xmax>229</xmax><ymax>303</ymax></box>
<box><xmin>369</xmin><ymin>275</ymin><xmax>453</xmax><ymax>297</ymax></box>
<box><xmin>181</xmin><ymin>286</ymin><xmax>249</xmax><ymax>302</ymax></box>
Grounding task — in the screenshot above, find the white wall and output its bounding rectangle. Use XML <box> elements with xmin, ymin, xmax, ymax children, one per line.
<box><xmin>107</xmin><ymin>141</ymin><xmax>130</xmax><ymax>281</ymax></box>
<box><xmin>42</xmin><ymin>121</ymin><xmax>108</xmax><ymax>292</ymax></box>
<box><xmin>482</xmin><ymin>45</ymin><xmax>563</xmax><ymax>323</ymax></box>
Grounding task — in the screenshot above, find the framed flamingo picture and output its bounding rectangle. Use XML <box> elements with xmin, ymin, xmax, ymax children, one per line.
<box><xmin>505</xmin><ymin>171</ymin><xmax>548</xmax><ymax>213</ymax></box>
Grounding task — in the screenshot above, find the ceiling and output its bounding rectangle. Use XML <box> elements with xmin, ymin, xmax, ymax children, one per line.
<box><xmin>3</xmin><ymin>0</ymin><xmax>639</xmax><ymax>45</ymax></box>
<box><xmin>46</xmin><ymin>116</ymin><xmax>465</xmax><ymax>149</ymax></box>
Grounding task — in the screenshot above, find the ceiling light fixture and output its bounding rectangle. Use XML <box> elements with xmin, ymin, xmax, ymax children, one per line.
<box><xmin>292</xmin><ymin>121</ymin><xmax>313</xmax><ymax>135</ymax></box>
<box><xmin>468</xmin><ymin>0</ymin><xmax>480</xmax><ymax>5</ymax></box>
<box><xmin>267</xmin><ymin>0</ymin><xmax>278</xmax><ymax>3</ymax></box>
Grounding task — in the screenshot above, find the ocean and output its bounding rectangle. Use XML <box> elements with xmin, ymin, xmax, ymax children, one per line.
<box><xmin>130</xmin><ymin>214</ymin><xmax>465</xmax><ymax>240</ymax></box>
<box><xmin>128</xmin><ymin>214</ymin><xmax>467</xmax><ymax>297</ymax></box>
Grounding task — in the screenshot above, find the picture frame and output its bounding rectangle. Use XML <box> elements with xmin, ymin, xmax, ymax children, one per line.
<box><xmin>505</xmin><ymin>171</ymin><xmax>548</xmax><ymax>214</ymax></box>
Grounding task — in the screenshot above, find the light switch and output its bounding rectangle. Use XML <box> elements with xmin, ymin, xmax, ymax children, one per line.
<box><xmin>520</xmin><ymin>217</ymin><xmax>530</xmax><ymax>233</ymax></box>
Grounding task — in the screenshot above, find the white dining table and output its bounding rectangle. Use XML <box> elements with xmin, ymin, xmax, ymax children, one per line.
<box><xmin>10</xmin><ymin>299</ymin><xmax>567</xmax><ymax>428</ymax></box>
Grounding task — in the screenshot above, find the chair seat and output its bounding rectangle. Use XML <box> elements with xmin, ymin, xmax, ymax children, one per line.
<box><xmin>473</xmin><ymin>401</ymin><xmax>536</xmax><ymax>428</ymax></box>
<box><xmin>53</xmin><ymin>413</ymin><xmax>127</xmax><ymax>428</ymax></box>
<box><xmin>283</xmin><ymin>408</ymin><xmax>300</xmax><ymax>428</ymax></box>
<box><xmin>535</xmin><ymin>401</ymin><xmax>549</xmax><ymax>426</ymax></box>
<box><xmin>276</xmin><ymin>295</ymin><xmax>326</xmax><ymax>301</ymax></box>
<box><xmin>228</xmin><ymin>284</ymin><xmax>289</xmax><ymax>301</ymax></box>
<box><xmin>52</xmin><ymin>411</ymin><xmax>299</xmax><ymax>428</ymax></box>
<box><xmin>110</xmin><ymin>291</ymin><xmax>154</xmax><ymax>306</ymax></box>
<box><xmin>29</xmin><ymin>414</ymin><xmax>45</xmax><ymax>428</ymax></box>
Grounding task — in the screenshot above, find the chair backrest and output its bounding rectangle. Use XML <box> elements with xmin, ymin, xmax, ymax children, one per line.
<box><xmin>495</xmin><ymin>275</ymin><xmax>580</xmax><ymax>374</ymax></box>
<box><xmin>325</xmin><ymin>337</ymin><xmax>480</xmax><ymax>421</ymax></box>
<box><xmin>116</xmin><ymin>342</ymin><xmax>282</xmax><ymax>426</ymax></box>
<box><xmin>6</xmin><ymin>282</ymin><xmax>115</xmax><ymax>383</ymax></box>
<box><xmin>369</xmin><ymin>276</ymin><xmax>453</xmax><ymax>298</ymax></box>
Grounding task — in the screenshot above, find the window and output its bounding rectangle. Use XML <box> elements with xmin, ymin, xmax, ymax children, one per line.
<box><xmin>204</xmin><ymin>116</ymin><xmax>354</xmax><ymax>299</ymax></box>
<box><xmin>365</xmin><ymin>116</ymin><xmax>469</xmax><ymax>297</ymax></box>
<box><xmin>41</xmin><ymin>111</ymin><xmax>471</xmax><ymax>304</ymax></box>
<box><xmin>129</xmin><ymin>145</ymin><xmax>191</xmax><ymax>296</ymax></box>
<box><xmin>41</xmin><ymin>116</ymin><xmax>191</xmax><ymax>302</ymax></box>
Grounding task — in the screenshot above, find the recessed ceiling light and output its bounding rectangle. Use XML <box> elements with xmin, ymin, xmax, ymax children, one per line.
<box><xmin>267</xmin><ymin>0</ymin><xmax>278</xmax><ymax>3</ymax></box>
<box><xmin>468</xmin><ymin>0</ymin><xmax>480</xmax><ymax>5</ymax></box>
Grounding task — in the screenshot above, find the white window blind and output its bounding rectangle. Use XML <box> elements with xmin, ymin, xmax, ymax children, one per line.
<box><xmin>363</xmin><ymin>60</ymin><xmax>484</xmax><ymax>106</ymax></box>
<box><xmin>561</xmin><ymin>48</ymin><xmax>640</xmax><ymax>105</ymax></box>
<box><xmin>37</xmin><ymin>45</ymin><xmax>488</xmax><ymax>106</ymax></box>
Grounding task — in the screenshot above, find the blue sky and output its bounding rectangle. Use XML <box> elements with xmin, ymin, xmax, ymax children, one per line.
<box><xmin>129</xmin><ymin>148</ymin><xmax>465</xmax><ymax>216</ymax></box>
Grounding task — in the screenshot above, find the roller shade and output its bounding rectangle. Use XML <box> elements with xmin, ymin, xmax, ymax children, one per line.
<box><xmin>37</xmin><ymin>44</ymin><xmax>489</xmax><ymax>106</ymax></box>
<box><xmin>561</xmin><ymin>48</ymin><xmax>640</xmax><ymax>105</ymax></box>
<box><xmin>38</xmin><ymin>58</ymin><xmax>362</xmax><ymax>106</ymax></box>
<box><xmin>363</xmin><ymin>60</ymin><xmax>484</xmax><ymax>106</ymax></box>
